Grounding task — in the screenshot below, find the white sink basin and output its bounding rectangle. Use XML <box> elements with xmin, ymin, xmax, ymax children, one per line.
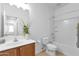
<box><xmin>5</xmin><ymin>39</ymin><xmax>26</xmax><ymax>45</ymax></box>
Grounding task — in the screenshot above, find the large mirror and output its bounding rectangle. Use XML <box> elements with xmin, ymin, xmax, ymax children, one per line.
<box><xmin>0</xmin><ymin>3</ymin><xmax>29</xmax><ymax>39</ymax></box>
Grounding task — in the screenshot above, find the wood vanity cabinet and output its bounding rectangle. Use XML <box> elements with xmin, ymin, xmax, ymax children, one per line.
<box><xmin>0</xmin><ymin>43</ymin><xmax>35</xmax><ymax>56</ymax></box>
<box><xmin>20</xmin><ymin>43</ymin><xmax>35</xmax><ymax>56</ymax></box>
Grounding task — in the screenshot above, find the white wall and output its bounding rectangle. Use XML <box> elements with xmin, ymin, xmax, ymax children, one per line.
<box><xmin>54</xmin><ymin>3</ymin><xmax>79</xmax><ymax>56</ymax></box>
<box><xmin>29</xmin><ymin>3</ymin><xmax>55</xmax><ymax>42</ymax></box>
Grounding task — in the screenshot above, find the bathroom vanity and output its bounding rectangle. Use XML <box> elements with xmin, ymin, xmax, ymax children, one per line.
<box><xmin>0</xmin><ymin>39</ymin><xmax>35</xmax><ymax>56</ymax></box>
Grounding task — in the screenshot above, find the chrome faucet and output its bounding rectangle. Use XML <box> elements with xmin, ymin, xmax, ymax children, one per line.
<box><xmin>14</xmin><ymin>37</ymin><xmax>18</xmax><ymax>42</ymax></box>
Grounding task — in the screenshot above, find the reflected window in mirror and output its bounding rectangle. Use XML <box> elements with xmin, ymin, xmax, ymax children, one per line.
<box><xmin>4</xmin><ymin>16</ymin><xmax>18</xmax><ymax>36</ymax></box>
<box><xmin>7</xmin><ymin>20</ymin><xmax>15</xmax><ymax>33</ymax></box>
<box><xmin>8</xmin><ymin>25</ymin><xmax>14</xmax><ymax>33</ymax></box>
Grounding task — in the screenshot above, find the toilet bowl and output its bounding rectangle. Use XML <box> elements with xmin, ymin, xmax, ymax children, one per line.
<box><xmin>42</xmin><ymin>37</ymin><xmax>57</xmax><ymax>56</ymax></box>
<box><xmin>47</xmin><ymin>44</ymin><xmax>57</xmax><ymax>51</ymax></box>
<box><xmin>46</xmin><ymin>44</ymin><xmax>57</xmax><ymax>56</ymax></box>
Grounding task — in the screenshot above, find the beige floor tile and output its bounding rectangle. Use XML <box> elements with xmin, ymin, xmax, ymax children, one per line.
<box><xmin>36</xmin><ymin>49</ymin><xmax>64</xmax><ymax>56</ymax></box>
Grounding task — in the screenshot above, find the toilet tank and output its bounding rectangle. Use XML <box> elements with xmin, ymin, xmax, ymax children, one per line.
<box><xmin>42</xmin><ymin>37</ymin><xmax>49</xmax><ymax>45</ymax></box>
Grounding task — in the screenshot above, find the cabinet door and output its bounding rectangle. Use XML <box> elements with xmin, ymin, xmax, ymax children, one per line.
<box><xmin>20</xmin><ymin>43</ymin><xmax>35</xmax><ymax>56</ymax></box>
<box><xmin>0</xmin><ymin>48</ymin><xmax>18</xmax><ymax>56</ymax></box>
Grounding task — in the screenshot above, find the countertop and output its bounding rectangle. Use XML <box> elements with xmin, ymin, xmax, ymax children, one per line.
<box><xmin>0</xmin><ymin>39</ymin><xmax>36</xmax><ymax>52</ymax></box>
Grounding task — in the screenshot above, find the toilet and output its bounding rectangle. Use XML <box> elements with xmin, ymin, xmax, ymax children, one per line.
<box><xmin>42</xmin><ymin>37</ymin><xmax>57</xmax><ymax>56</ymax></box>
<box><xmin>46</xmin><ymin>43</ymin><xmax>57</xmax><ymax>56</ymax></box>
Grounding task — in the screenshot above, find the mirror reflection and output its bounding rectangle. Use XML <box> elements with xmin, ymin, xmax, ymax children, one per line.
<box><xmin>4</xmin><ymin>16</ymin><xmax>18</xmax><ymax>36</ymax></box>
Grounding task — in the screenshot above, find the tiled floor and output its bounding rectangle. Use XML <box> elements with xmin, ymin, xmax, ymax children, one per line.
<box><xmin>36</xmin><ymin>49</ymin><xmax>64</xmax><ymax>56</ymax></box>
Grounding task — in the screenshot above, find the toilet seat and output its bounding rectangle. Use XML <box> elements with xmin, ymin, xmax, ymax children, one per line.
<box><xmin>46</xmin><ymin>44</ymin><xmax>57</xmax><ymax>56</ymax></box>
<box><xmin>47</xmin><ymin>44</ymin><xmax>57</xmax><ymax>51</ymax></box>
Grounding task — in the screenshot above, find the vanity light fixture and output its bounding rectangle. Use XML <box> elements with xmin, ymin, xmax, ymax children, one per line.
<box><xmin>9</xmin><ymin>3</ymin><xmax>30</xmax><ymax>10</ymax></box>
<box><xmin>0</xmin><ymin>0</ymin><xmax>31</xmax><ymax>10</ymax></box>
